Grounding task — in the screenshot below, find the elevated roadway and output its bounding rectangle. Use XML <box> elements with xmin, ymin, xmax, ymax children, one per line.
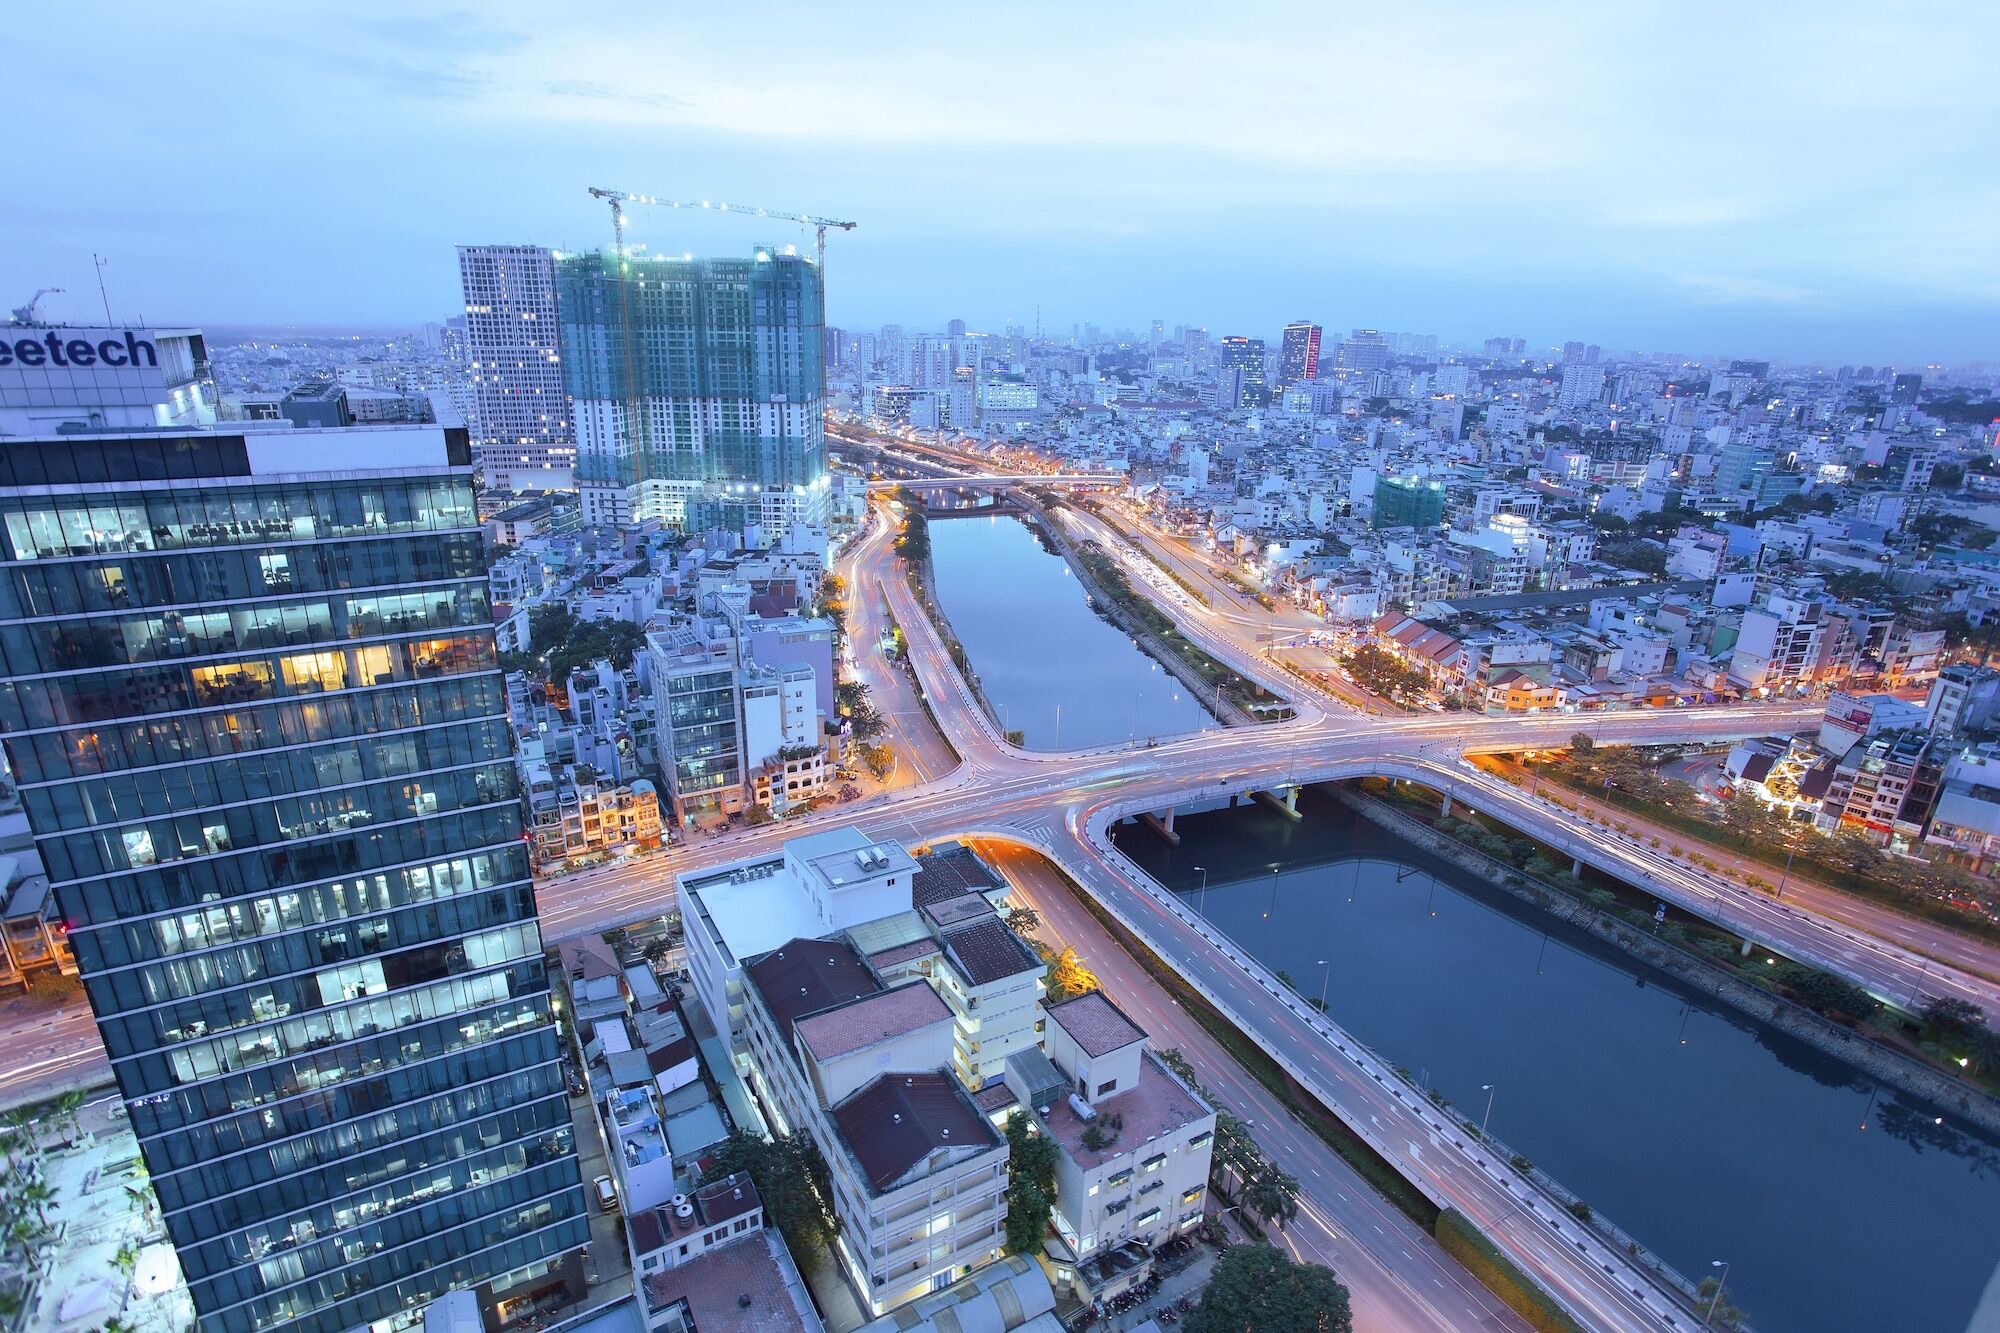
<box><xmin>8</xmin><ymin>474</ymin><xmax>1994</xmax><ymax>1331</ymax></box>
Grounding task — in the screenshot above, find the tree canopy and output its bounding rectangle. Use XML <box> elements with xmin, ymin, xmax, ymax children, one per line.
<box><xmin>1003</xmin><ymin>1111</ymin><xmax>1059</xmax><ymax>1255</ymax></box>
<box><xmin>1185</xmin><ymin>1244</ymin><xmax>1353</xmax><ymax>1333</ymax></box>
<box><xmin>701</xmin><ymin>1129</ymin><xmax>838</xmax><ymax>1258</ymax></box>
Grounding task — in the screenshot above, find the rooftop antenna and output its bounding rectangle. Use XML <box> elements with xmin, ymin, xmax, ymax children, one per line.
<box><xmin>93</xmin><ymin>255</ymin><xmax>114</xmax><ymax>325</ymax></box>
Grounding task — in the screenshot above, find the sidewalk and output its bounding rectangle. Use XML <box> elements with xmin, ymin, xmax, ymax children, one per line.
<box><xmin>1092</xmin><ymin>1239</ymin><xmax>1222</xmax><ymax>1333</ymax></box>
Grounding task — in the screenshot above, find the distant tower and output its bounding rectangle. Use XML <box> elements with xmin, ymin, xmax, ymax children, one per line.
<box><xmin>1276</xmin><ymin>321</ymin><xmax>1322</xmax><ymax>390</ymax></box>
<box><xmin>456</xmin><ymin>245</ymin><xmax>575</xmax><ymax>490</ymax></box>
<box><xmin>1338</xmin><ymin>329</ymin><xmax>1389</xmax><ymax>373</ymax></box>
<box><xmin>1218</xmin><ymin>336</ymin><xmax>1269</xmax><ymax>406</ymax></box>
<box><xmin>947</xmin><ymin>318</ymin><xmax>967</xmax><ymax>338</ymax></box>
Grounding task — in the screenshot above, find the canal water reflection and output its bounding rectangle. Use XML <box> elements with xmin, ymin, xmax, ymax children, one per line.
<box><xmin>927</xmin><ymin>513</ymin><xmax>1215</xmax><ymax>749</ymax></box>
<box><xmin>1112</xmin><ymin>787</ymin><xmax>2000</xmax><ymax>1333</ymax></box>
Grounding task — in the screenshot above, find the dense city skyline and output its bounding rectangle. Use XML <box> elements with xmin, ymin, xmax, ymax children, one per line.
<box><xmin>5</xmin><ymin>3</ymin><xmax>1998</xmax><ymax>362</ymax></box>
<box><xmin>7</xmin><ymin>8</ymin><xmax>2000</xmax><ymax>1333</ymax></box>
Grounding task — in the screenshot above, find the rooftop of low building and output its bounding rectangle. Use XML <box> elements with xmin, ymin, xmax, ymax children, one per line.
<box><xmin>831</xmin><ymin>1071</ymin><xmax>1001</xmax><ymax>1194</ymax></box>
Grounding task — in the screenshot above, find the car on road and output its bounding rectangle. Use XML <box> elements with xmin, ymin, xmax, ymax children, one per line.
<box><xmin>593</xmin><ymin>1174</ymin><xmax>619</xmax><ymax>1213</ymax></box>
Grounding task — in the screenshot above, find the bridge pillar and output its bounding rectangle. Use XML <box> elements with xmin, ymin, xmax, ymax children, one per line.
<box><xmin>1162</xmin><ymin>807</ymin><xmax>1176</xmax><ymax>835</ymax></box>
<box><xmin>1572</xmin><ymin>856</ymin><xmax>1584</xmax><ymax>876</ymax></box>
<box><xmin>1138</xmin><ymin>811</ymin><xmax>1181</xmax><ymax>847</ymax></box>
<box><xmin>1252</xmin><ymin>790</ymin><xmax>1303</xmax><ymax>823</ymax></box>
<box><xmin>1439</xmin><ymin>793</ymin><xmax>1452</xmax><ymax>818</ymax></box>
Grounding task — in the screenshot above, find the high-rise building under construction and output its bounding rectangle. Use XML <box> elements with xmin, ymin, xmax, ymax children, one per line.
<box><xmin>556</xmin><ymin>248</ymin><xmax>829</xmax><ymax>533</ymax></box>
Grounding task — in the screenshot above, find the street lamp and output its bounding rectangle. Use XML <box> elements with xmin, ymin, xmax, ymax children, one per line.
<box><xmin>1194</xmin><ymin>865</ymin><xmax>1209</xmax><ymax>919</ymax></box>
<box><xmin>1774</xmin><ymin>843</ymin><xmax>1797</xmax><ymax>902</ymax></box>
<box><xmin>1317</xmin><ymin>958</ymin><xmax>1331</xmax><ymax>1011</ymax></box>
<box><xmin>1706</xmin><ymin>1260</ymin><xmax>1731</xmax><ymax>1328</ymax></box>
<box><xmin>1480</xmin><ymin>1084</ymin><xmax>1497</xmax><ymax>1139</ymax></box>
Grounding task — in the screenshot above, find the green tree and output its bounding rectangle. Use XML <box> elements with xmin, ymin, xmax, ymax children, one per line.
<box><xmin>52</xmin><ymin>1091</ymin><xmax>83</xmax><ymax>1148</ymax></box>
<box><xmin>896</xmin><ymin>506</ymin><xmax>932</xmax><ymax>564</ymax></box>
<box><xmin>1038</xmin><ymin>945</ymin><xmax>1099</xmax><ymax>1005</ymax></box>
<box><xmin>1770</xmin><ymin>962</ymin><xmax>1879</xmax><ymax>1022</ymax></box>
<box><xmin>1210</xmin><ymin>1108</ymin><xmax>1267</xmax><ymax>1195</ymax></box>
<box><xmin>1185</xmin><ymin>1244</ymin><xmax>1353</xmax><ymax>1333</ymax></box>
<box><xmin>1921</xmin><ymin>996</ymin><xmax>1986</xmax><ymax>1046</ymax></box>
<box><xmin>1003</xmin><ymin>903</ymin><xmax>1042</xmax><ymax>937</ymax></box>
<box><xmin>836</xmin><ymin>680</ymin><xmax>884</xmax><ymax>739</ymax></box>
<box><xmin>1242</xmin><ymin>1166</ymin><xmax>1301</xmax><ymax>1231</ymax></box>
<box><xmin>1002</xmin><ymin>1111</ymin><xmax>1059</xmax><ymax>1255</ymax></box>
<box><xmin>700</xmin><ymin>1129</ymin><xmax>838</xmax><ymax>1259</ymax></box>
<box><xmin>858</xmin><ymin>742</ymin><xmax>895</xmax><ymax>779</ymax></box>
<box><xmin>528</xmin><ymin>602</ymin><xmax>578</xmax><ymax>651</ymax></box>
<box><xmin>1695</xmin><ymin>1275</ymin><xmax>1747</xmax><ymax>1331</ymax></box>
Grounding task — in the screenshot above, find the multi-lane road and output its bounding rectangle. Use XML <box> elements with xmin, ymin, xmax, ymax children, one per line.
<box><xmin>985</xmin><ymin>840</ymin><xmax>1533</xmax><ymax>1333</ymax></box>
<box><xmin>10</xmin><ymin>460</ymin><xmax>1999</xmax><ymax>1328</ymax></box>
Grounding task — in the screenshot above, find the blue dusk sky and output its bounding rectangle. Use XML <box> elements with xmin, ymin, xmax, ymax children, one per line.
<box><xmin>3</xmin><ymin>2</ymin><xmax>1996</xmax><ymax>362</ymax></box>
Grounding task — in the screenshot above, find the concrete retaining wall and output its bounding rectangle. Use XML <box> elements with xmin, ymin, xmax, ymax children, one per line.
<box><xmin>1338</xmin><ymin>786</ymin><xmax>2000</xmax><ymax>1138</ymax></box>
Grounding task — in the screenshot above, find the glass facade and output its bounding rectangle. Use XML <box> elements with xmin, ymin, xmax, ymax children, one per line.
<box><xmin>0</xmin><ymin>432</ymin><xmax>586</xmax><ymax>1332</ymax></box>
<box><xmin>660</xmin><ymin>664</ymin><xmax>742</xmax><ymax>821</ymax></box>
<box><xmin>556</xmin><ymin>248</ymin><xmax>826</xmax><ymax>496</ymax></box>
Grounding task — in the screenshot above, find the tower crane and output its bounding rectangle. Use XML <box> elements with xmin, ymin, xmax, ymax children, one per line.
<box><xmin>585</xmin><ymin>188</ymin><xmax>856</xmax><ymax>272</ymax></box>
<box><xmin>9</xmin><ymin>289</ymin><xmax>63</xmax><ymax>327</ymax></box>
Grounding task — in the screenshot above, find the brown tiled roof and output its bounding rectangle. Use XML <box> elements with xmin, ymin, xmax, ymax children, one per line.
<box><xmin>1045</xmin><ymin>991</ymin><xmax>1145</xmax><ymax>1057</ymax></box>
<box><xmin>910</xmin><ymin>845</ymin><xmax>1002</xmax><ymax>907</ymax></box>
<box><xmin>974</xmin><ymin>1083</ymin><xmax>1020</xmax><ymax>1115</ymax></box>
<box><xmin>631</xmin><ymin>1206</ymin><xmax>667</xmax><ymax>1255</ymax></box>
<box><xmin>744</xmin><ymin>937</ymin><xmax>878</xmax><ymax>1032</ymax></box>
<box><xmin>941</xmin><ymin>918</ymin><xmax>1040</xmax><ymax>987</ymax></box>
<box><xmin>794</xmin><ymin>983</ymin><xmax>950</xmax><ymax>1063</ymax></box>
<box><xmin>695</xmin><ymin>1172</ymin><xmax>762</xmax><ymax>1227</ymax></box>
<box><xmin>831</xmin><ymin>1072</ymin><xmax>1001</xmax><ymax>1193</ymax></box>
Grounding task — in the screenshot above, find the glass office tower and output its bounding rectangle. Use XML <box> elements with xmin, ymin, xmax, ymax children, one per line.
<box><xmin>557</xmin><ymin>248</ymin><xmax>829</xmax><ymax>532</ymax></box>
<box><xmin>1217</xmin><ymin>335</ymin><xmax>1269</xmax><ymax>406</ymax></box>
<box><xmin>0</xmin><ymin>426</ymin><xmax>587</xmax><ymax>1331</ymax></box>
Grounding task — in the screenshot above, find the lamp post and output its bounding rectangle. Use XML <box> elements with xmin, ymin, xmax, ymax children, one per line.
<box><xmin>1194</xmin><ymin>865</ymin><xmax>1209</xmax><ymax>919</ymax></box>
<box><xmin>1705</xmin><ymin>1260</ymin><xmax>1731</xmax><ymax>1328</ymax></box>
<box><xmin>1774</xmin><ymin>843</ymin><xmax>1797</xmax><ymax>902</ymax></box>
<box><xmin>1317</xmin><ymin>958</ymin><xmax>1332</xmax><ymax>1012</ymax></box>
<box><xmin>1480</xmin><ymin>1084</ymin><xmax>1497</xmax><ymax>1139</ymax></box>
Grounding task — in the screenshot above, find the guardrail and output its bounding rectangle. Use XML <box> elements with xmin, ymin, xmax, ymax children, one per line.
<box><xmin>1063</xmin><ymin>779</ymin><xmax>1708</xmax><ymax>1332</ymax></box>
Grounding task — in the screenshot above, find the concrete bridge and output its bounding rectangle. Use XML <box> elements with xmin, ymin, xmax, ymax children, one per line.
<box><xmin>864</xmin><ymin>473</ymin><xmax>1126</xmax><ymax>491</ymax></box>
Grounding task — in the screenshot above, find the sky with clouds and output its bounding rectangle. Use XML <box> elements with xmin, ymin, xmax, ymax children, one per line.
<box><xmin>4</xmin><ymin>2</ymin><xmax>1996</xmax><ymax>362</ymax></box>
